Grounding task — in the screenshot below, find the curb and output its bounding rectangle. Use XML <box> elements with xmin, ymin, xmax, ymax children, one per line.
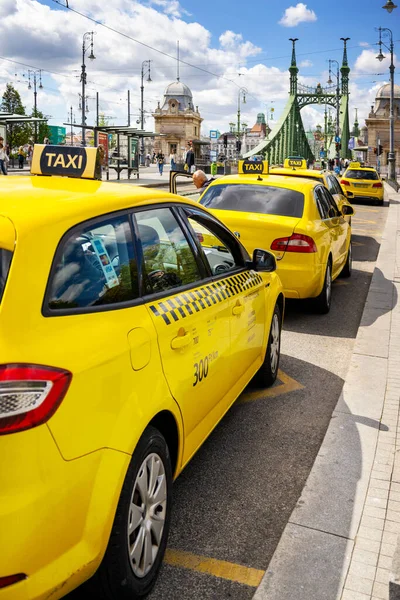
<box><xmin>253</xmin><ymin>187</ymin><xmax>399</xmax><ymax>600</ymax></box>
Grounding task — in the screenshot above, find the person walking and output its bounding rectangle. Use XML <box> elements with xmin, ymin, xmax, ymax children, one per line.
<box><xmin>156</xmin><ymin>152</ymin><xmax>165</xmax><ymax>175</ymax></box>
<box><xmin>145</xmin><ymin>153</ymin><xmax>151</xmax><ymax>167</ymax></box>
<box><xmin>0</xmin><ymin>144</ymin><xmax>9</xmax><ymax>175</ymax></box>
<box><xmin>169</xmin><ymin>150</ymin><xmax>177</xmax><ymax>172</ymax></box>
<box><xmin>185</xmin><ymin>144</ymin><xmax>195</xmax><ymax>174</ymax></box>
<box><xmin>17</xmin><ymin>146</ymin><xmax>25</xmax><ymax>169</ymax></box>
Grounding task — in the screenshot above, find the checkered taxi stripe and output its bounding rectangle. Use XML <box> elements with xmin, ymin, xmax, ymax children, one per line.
<box><xmin>149</xmin><ymin>271</ymin><xmax>263</xmax><ymax>325</ymax></box>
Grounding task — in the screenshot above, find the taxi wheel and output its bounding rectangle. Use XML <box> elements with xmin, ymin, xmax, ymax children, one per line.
<box><xmin>313</xmin><ymin>262</ymin><xmax>332</xmax><ymax>314</ymax></box>
<box><xmin>341</xmin><ymin>242</ymin><xmax>352</xmax><ymax>278</ymax></box>
<box><xmin>89</xmin><ymin>426</ymin><xmax>172</xmax><ymax>600</ymax></box>
<box><xmin>255</xmin><ymin>303</ymin><xmax>281</xmax><ymax>387</ymax></box>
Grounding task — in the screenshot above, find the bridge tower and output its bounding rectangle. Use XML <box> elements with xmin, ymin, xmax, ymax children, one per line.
<box><xmin>243</xmin><ymin>38</ymin><xmax>351</xmax><ymax>163</ymax></box>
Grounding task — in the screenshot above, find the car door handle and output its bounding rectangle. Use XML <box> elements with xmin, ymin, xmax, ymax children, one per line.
<box><xmin>232</xmin><ymin>301</ymin><xmax>245</xmax><ymax>316</ymax></box>
<box><xmin>170</xmin><ymin>331</ymin><xmax>192</xmax><ymax>350</ymax></box>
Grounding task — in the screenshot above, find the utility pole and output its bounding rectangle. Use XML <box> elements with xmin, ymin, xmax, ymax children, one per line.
<box><xmin>236</xmin><ymin>87</ymin><xmax>247</xmax><ymax>159</ymax></box>
<box><xmin>127</xmin><ymin>90</ymin><xmax>130</xmax><ymax>126</ymax></box>
<box><xmin>140</xmin><ymin>60</ymin><xmax>151</xmax><ymax>165</ymax></box>
<box><xmin>96</xmin><ymin>92</ymin><xmax>99</xmax><ymax>127</ymax></box>
<box><xmin>80</xmin><ymin>31</ymin><xmax>95</xmax><ymax>146</ymax></box>
<box><xmin>27</xmin><ymin>70</ymin><xmax>43</xmax><ymax>143</ymax></box>
<box><xmin>70</xmin><ymin>106</ymin><xmax>74</xmax><ymax>146</ymax></box>
<box><xmin>328</xmin><ymin>59</ymin><xmax>340</xmax><ymax>166</ymax></box>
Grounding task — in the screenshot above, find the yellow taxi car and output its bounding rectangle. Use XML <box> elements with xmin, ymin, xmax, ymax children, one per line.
<box><xmin>270</xmin><ymin>158</ymin><xmax>354</xmax><ymax>222</ymax></box>
<box><xmin>340</xmin><ymin>162</ymin><xmax>384</xmax><ymax>206</ymax></box>
<box><xmin>199</xmin><ymin>159</ymin><xmax>354</xmax><ymax>314</ymax></box>
<box><xmin>0</xmin><ymin>145</ymin><xmax>284</xmax><ymax>600</ymax></box>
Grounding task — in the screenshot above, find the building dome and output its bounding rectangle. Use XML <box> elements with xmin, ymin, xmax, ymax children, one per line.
<box><xmin>376</xmin><ymin>83</ymin><xmax>400</xmax><ymax>99</ymax></box>
<box><xmin>161</xmin><ymin>80</ymin><xmax>194</xmax><ymax>111</ymax></box>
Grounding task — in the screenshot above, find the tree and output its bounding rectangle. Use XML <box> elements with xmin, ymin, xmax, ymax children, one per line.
<box><xmin>1</xmin><ymin>84</ymin><xmax>31</xmax><ymax>149</ymax></box>
<box><xmin>32</xmin><ymin>109</ymin><xmax>51</xmax><ymax>144</ymax></box>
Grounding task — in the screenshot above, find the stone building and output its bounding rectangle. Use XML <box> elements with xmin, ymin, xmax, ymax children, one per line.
<box><xmin>153</xmin><ymin>80</ymin><xmax>203</xmax><ymax>160</ymax></box>
<box><xmin>364</xmin><ymin>83</ymin><xmax>400</xmax><ymax>169</ymax></box>
<box><xmin>213</xmin><ymin>113</ymin><xmax>271</xmax><ymax>160</ymax></box>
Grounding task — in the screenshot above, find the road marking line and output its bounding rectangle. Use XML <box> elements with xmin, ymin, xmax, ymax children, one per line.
<box><xmin>353</xmin><ymin>218</ymin><xmax>377</xmax><ymax>224</ymax></box>
<box><xmin>164</xmin><ymin>549</ymin><xmax>264</xmax><ymax>587</ymax></box>
<box><xmin>334</xmin><ymin>280</ymin><xmax>350</xmax><ymax>286</ymax></box>
<box><xmin>239</xmin><ymin>369</ymin><xmax>304</xmax><ymax>404</ymax></box>
<box><xmin>352</xmin><ymin>241</ymin><xmax>365</xmax><ymax>247</ymax></box>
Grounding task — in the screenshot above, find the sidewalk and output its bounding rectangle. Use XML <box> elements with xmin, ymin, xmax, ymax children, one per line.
<box><xmin>253</xmin><ymin>184</ymin><xmax>400</xmax><ymax>600</ymax></box>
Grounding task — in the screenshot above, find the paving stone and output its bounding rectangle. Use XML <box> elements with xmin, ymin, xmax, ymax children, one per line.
<box><xmin>364</xmin><ymin>506</ymin><xmax>386</xmax><ymax>520</ymax></box>
<box><xmin>380</xmin><ymin>542</ymin><xmax>397</xmax><ymax>557</ymax></box>
<box><xmin>366</xmin><ymin>496</ymin><xmax>388</xmax><ymax>509</ymax></box>
<box><xmin>349</xmin><ymin>559</ymin><xmax>377</xmax><ymax>580</ymax></box>
<box><xmin>386</xmin><ymin>510</ymin><xmax>400</xmax><ymax>524</ymax></box>
<box><xmin>344</xmin><ymin>572</ymin><xmax>374</xmax><ymax>595</ymax></box>
<box><xmin>371</xmin><ymin>479</ymin><xmax>391</xmax><ymax>491</ymax></box>
<box><xmin>352</xmin><ymin>547</ymin><xmax>378</xmax><ymax>567</ymax></box>
<box><xmin>357</xmin><ymin>526</ymin><xmax>383</xmax><ymax>543</ymax></box>
<box><xmin>354</xmin><ymin>536</ymin><xmax>381</xmax><ymax>553</ymax></box>
<box><xmin>384</xmin><ymin>520</ymin><xmax>400</xmax><ymax>534</ymax></box>
<box><xmin>382</xmin><ymin>530</ymin><xmax>398</xmax><ymax>546</ymax></box>
<box><xmin>372</xmin><ymin>580</ymin><xmax>389</xmax><ymax>599</ymax></box>
<box><xmin>371</xmin><ymin>470</ymin><xmax>392</xmax><ymax>481</ymax></box>
<box><xmin>361</xmin><ymin>516</ymin><xmax>385</xmax><ymax>531</ymax></box>
<box><xmin>369</xmin><ymin>488</ymin><xmax>390</xmax><ymax>500</ymax></box>
<box><xmin>342</xmin><ymin>589</ymin><xmax>373</xmax><ymax>600</ymax></box>
<box><xmin>389</xmin><ymin>500</ymin><xmax>400</xmax><ymax>512</ymax></box>
<box><xmin>375</xmin><ymin>567</ymin><xmax>390</xmax><ymax>584</ymax></box>
<box><xmin>378</xmin><ymin>554</ymin><xmax>393</xmax><ymax>569</ymax></box>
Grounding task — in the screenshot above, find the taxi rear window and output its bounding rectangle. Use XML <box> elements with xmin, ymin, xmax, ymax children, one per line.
<box><xmin>345</xmin><ymin>170</ymin><xmax>379</xmax><ymax>180</ymax></box>
<box><xmin>0</xmin><ymin>249</ymin><xmax>12</xmax><ymax>304</ymax></box>
<box><xmin>200</xmin><ymin>184</ymin><xmax>304</xmax><ymax>218</ymax></box>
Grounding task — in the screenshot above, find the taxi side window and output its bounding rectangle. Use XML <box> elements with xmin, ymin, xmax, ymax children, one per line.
<box><xmin>328</xmin><ymin>176</ymin><xmax>344</xmax><ymax>196</ymax></box>
<box><xmin>135</xmin><ymin>207</ymin><xmax>202</xmax><ymax>295</ymax></box>
<box><xmin>47</xmin><ymin>215</ymin><xmax>138</xmax><ymax>312</ymax></box>
<box><xmin>315</xmin><ymin>187</ymin><xmax>339</xmax><ymax>219</ymax></box>
<box><xmin>186</xmin><ymin>215</ymin><xmax>238</xmax><ymax>276</ymax></box>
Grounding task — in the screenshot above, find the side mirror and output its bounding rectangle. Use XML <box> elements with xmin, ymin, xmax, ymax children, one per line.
<box><xmin>252</xmin><ymin>248</ymin><xmax>277</xmax><ymax>272</ymax></box>
<box><xmin>341</xmin><ymin>204</ymin><xmax>354</xmax><ymax>216</ymax></box>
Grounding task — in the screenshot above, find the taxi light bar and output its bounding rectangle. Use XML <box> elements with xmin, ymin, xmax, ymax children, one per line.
<box><xmin>340</xmin><ymin>180</ymin><xmax>350</xmax><ymax>186</ymax></box>
<box><xmin>373</xmin><ymin>182</ymin><xmax>383</xmax><ymax>188</ymax></box>
<box><xmin>271</xmin><ymin>234</ymin><xmax>317</xmax><ymax>253</ymax></box>
<box><xmin>0</xmin><ymin>364</ymin><xmax>72</xmax><ymax>435</ymax></box>
<box><xmin>0</xmin><ymin>574</ymin><xmax>27</xmax><ymax>589</ymax></box>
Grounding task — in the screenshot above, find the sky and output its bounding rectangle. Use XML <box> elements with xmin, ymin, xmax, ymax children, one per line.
<box><xmin>0</xmin><ymin>0</ymin><xmax>398</xmax><ymax>140</ymax></box>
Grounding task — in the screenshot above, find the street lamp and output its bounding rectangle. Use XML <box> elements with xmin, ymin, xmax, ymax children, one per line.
<box><xmin>25</xmin><ymin>70</ymin><xmax>43</xmax><ymax>143</ymax></box>
<box><xmin>80</xmin><ymin>31</ymin><xmax>96</xmax><ymax>146</ymax></box>
<box><xmin>140</xmin><ymin>60</ymin><xmax>152</xmax><ymax>165</ymax></box>
<box><xmin>327</xmin><ymin>59</ymin><xmax>340</xmax><ymax>166</ymax></box>
<box><xmin>237</xmin><ymin>87</ymin><xmax>247</xmax><ymax>158</ymax></box>
<box><xmin>376</xmin><ymin>27</ymin><xmax>396</xmax><ymax>183</ymax></box>
<box><xmin>382</xmin><ymin>0</ymin><xmax>397</xmax><ymax>12</ymax></box>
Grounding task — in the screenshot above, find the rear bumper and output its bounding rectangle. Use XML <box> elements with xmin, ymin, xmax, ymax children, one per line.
<box><xmin>276</xmin><ymin>259</ymin><xmax>324</xmax><ymax>299</ymax></box>
<box><xmin>346</xmin><ymin>189</ymin><xmax>384</xmax><ymax>202</ymax></box>
<box><xmin>0</xmin><ymin>425</ymin><xmax>130</xmax><ymax>600</ymax></box>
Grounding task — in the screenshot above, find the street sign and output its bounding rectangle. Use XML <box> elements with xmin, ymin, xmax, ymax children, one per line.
<box><xmin>335</xmin><ymin>135</ymin><xmax>341</xmax><ymax>143</ymax></box>
<box><xmin>48</xmin><ymin>125</ymin><xmax>66</xmax><ymax>145</ymax></box>
<box><xmin>209</xmin><ymin>130</ymin><xmax>219</xmax><ymax>139</ymax></box>
<box><xmin>320</xmin><ymin>151</ymin><xmax>326</xmax><ymax>157</ymax></box>
<box><xmin>348</xmin><ymin>137</ymin><xmax>355</xmax><ymax>150</ymax></box>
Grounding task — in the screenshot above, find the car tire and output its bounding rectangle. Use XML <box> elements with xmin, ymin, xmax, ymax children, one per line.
<box><xmin>313</xmin><ymin>261</ymin><xmax>332</xmax><ymax>314</ymax></box>
<box><xmin>378</xmin><ymin>199</ymin><xmax>384</xmax><ymax>207</ymax></box>
<box><xmin>340</xmin><ymin>242</ymin><xmax>352</xmax><ymax>278</ymax></box>
<box><xmin>255</xmin><ymin>303</ymin><xmax>281</xmax><ymax>387</ymax></box>
<box><xmin>86</xmin><ymin>426</ymin><xmax>173</xmax><ymax>600</ymax></box>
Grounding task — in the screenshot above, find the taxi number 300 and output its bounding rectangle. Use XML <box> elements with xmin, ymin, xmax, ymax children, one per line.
<box><xmin>193</xmin><ymin>351</ymin><xmax>218</xmax><ymax>387</ymax></box>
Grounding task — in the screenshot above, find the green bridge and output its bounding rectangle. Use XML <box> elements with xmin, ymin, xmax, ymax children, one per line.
<box><xmin>244</xmin><ymin>38</ymin><xmax>351</xmax><ymax>163</ymax></box>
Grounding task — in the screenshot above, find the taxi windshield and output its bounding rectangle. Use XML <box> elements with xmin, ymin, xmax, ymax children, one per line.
<box><xmin>345</xmin><ymin>170</ymin><xmax>379</xmax><ymax>180</ymax></box>
<box><xmin>0</xmin><ymin>248</ymin><xmax>12</xmax><ymax>304</ymax></box>
<box><xmin>200</xmin><ymin>184</ymin><xmax>304</xmax><ymax>218</ymax></box>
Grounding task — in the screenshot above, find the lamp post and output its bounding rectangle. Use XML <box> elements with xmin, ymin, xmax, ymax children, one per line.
<box><xmin>376</xmin><ymin>27</ymin><xmax>396</xmax><ymax>182</ymax></box>
<box><xmin>140</xmin><ymin>60</ymin><xmax>152</xmax><ymax>165</ymax></box>
<box><xmin>80</xmin><ymin>31</ymin><xmax>96</xmax><ymax>146</ymax></box>
<box><xmin>236</xmin><ymin>87</ymin><xmax>247</xmax><ymax>158</ymax></box>
<box><xmin>327</xmin><ymin>59</ymin><xmax>340</xmax><ymax>166</ymax></box>
<box><xmin>382</xmin><ymin>0</ymin><xmax>397</xmax><ymax>12</ymax></box>
<box><xmin>26</xmin><ymin>70</ymin><xmax>43</xmax><ymax>143</ymax></box>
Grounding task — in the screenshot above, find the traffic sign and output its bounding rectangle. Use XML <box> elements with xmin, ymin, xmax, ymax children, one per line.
<box><xmin>335</xmin><ymin>136</ymin><xmax>341</xmax><ymax>143</ymax></box>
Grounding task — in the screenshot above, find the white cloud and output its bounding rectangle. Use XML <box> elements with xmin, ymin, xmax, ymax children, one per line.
<box><xmin>299</xmin><ymin>59</ymin><xmax>313</xmax><ymax>67</ymax></box>
<box><xmin>359</xmin><ymin>42</ymin><xmax>370</xmax><ymax>48</ymax></box>
<box><xmin>279</xmin><ymin>3</ymin><xmax>317</xmax><ymax>27</ymax></box>
<box><xmin>354</xmin><ymin>49</ymin><xmax>398</xmax><ymax>73</ymax></box>
<box><xmin>150</xmin><ymin>0</ymin><xmax>190</xmax><ymax>18</ymax></box>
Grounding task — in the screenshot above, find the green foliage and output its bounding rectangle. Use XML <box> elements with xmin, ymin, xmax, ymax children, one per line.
<box><xmin>1</xmin><ymin>84</ymin><xmax>31</xmax><ymax>148</ymax></box>
<box><xmin>32</xmin><ymin>109</ymin><xmax>51</xmax><ymax>144</ymax></box>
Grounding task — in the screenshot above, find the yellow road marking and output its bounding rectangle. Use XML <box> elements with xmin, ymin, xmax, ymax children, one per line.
<box><xmin>334</xmin><ymin>280</ymin><xmax>350</xmax><ymax>286</ymax></box>
<box><xmin>353</xmin><ymin>218</ymin><xmax>377</xmax><ymax>224</ymax></box>
<box><xmin>239</xmin><ymin>369</ymin><xmax>304</xmax><ymax>404</ymax></box>
<box><xmin>352</xmin><ymin>241</ymin><xmax>365</xmax><ymax>247</ymax></box>
<box><xmin>164</xmin><ymin>549</ymin><xmax>264</xmax><ymax>587</ymax></box>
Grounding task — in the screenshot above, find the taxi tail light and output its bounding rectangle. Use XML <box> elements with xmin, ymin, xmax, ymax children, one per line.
<box><xmin>0</xmin><ymin>574</ymin><xmax>27</xmax><ymax>589</ymax></box>
<box><xmin>373</xmin><ymin>182</ymin><xmax>383</xmax><ymax>188</ymax></box>
<box><xmin>340</xmin><ymin>179</ymin><xmax>350</xmax><ymax>186</ymax></box>
<box><xmin>0</xmin><ymin>364</ymin><xmax>72</xmax><ymax>435</ymax></box>
<box><xmin>271</xmin><ymin>234</ymin><xmax>317</xmax><ymax>253</ymax></box>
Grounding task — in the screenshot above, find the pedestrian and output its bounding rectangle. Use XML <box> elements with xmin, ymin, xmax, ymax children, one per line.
<box><xmin>43</xmin><ymin>137</ymin><xmax>50</xmax><ymax>145</ymax></box>
<box><xmin>145</xmin><ymin>153</ymin><xmax>151</xmax><ymax>167</ymax></box>
<box><xmin>26</xmin><ymin>145</ymin><xmax>33</xmax><ymax>167</ymax></box>
<box><xmin>0</xmin><ymin>143</ymin><xmax>9</xmax><ymax>175</ymax></box>
<box><xmin>17</xmin><ymin>146</ymin><xmax>25</xmax><ymax>169</ymax></box>
<box><xmin>321</xmin><ymin>159</ymin><xmax>326</xmax><ymax>170</ymax></box>
<box><xmin>156</xmin><ymin>152</ymin><xmax>165</xmax><ymax>175</ymax></box>
<box><xmin>185</xmin><ymin>144</ymin><xmax>195</xmax><ymax>173</ymax></box>
<box><xmin>169</xmin><ymin>150</ymin><xmax>177</xmax><ymax>172</ymax></box>
<box><xmin>193</xmin><ymin>170</ymin><xmax>215</xmax><ymax>191</ymax></box>
<box><xmin>152</xmin><ymin>151</ymin><xmax>156</xmax><ymax>164</ymax></box>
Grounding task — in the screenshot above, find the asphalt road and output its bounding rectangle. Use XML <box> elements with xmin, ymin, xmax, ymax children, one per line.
<box><xmin>65</xmin><ymin>195</ymin><xmax>388</xmax><ymax>600</ymax></box>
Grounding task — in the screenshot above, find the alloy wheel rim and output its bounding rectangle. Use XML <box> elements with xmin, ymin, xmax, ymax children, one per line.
<box><xmin>127</xmin><ymin>453</ymin><xmax>167</xmax><ymax>578</ymax></box>
<box><xmin>270</xmin><ymin>313</ymin><xmax>280</xmax><ymax>373</ymax></box>
<box><xmin>326</xmin><ymin>265</ymin><xmax>332</xmax><ymax>305</ymax></box>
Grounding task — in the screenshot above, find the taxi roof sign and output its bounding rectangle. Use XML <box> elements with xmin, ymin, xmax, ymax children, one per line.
<box><xmin>238</xmin><ymin>159</ymin><xmax>269</xmax><ymax>175</ymax></box>
<box><xmin>284</xmin><ymin>158</ymin><xmax>307</xmax><ymax>169</ymax></box>
<box><xmin>31</xmin><ymin>145</ymin><xmax>102</xmax><ymax>180</ymax></box>
<box><xmin>348</xmin><ymin>161</ymin><xmax>361</xmax><ymax>169</ymax></box>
